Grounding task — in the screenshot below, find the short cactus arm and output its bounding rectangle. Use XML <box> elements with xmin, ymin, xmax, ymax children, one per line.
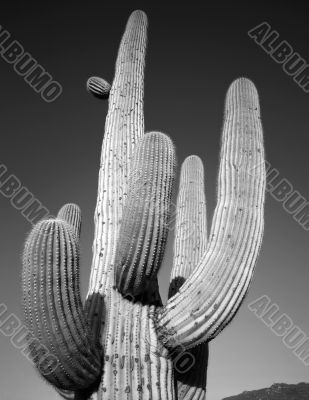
<box><xmin>86</xmin><ymin>10</ymin><xmax>148</xmax><ymax>332</ymax></box>
<box><xmin>57</xmin><ymin>203</ymin><xmax>82</xmax><ymax>237</ymax></box>
<box><xmin>115</xmin><ymin>131</ymin><xmax>175</xmax><ymax>299</ymax></box>
<box><xmin>22</xmin><ymin>205</ymin><xmax>102</xmax><ymax>391</ymax></box>
<box><xmin>157</xmin><ymin>78</ymin><xmax>266</xmax><ymax>349</ymax></box>
<box><xmin>168</xmin><ymin>155</ymin><xmax>208</xmax><ymax>298</ymax></box>
<box><xmin>168</xmin><ymin>155</ymin><xmax>209</xmax><ymax>400</ymax></box>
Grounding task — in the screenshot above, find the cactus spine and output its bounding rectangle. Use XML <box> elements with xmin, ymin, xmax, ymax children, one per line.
<box><xmin>21</xmin><ymin>10</ymin><xmax>266</xmax><ymax>400</ymax></box>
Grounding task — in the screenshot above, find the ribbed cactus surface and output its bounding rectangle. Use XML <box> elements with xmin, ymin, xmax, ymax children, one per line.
<box><xmin>157</xmin><ymin>78</ymin><xmax>265</xmax><ymax>349</ymax></box>
<box><xmin>115</xmin><ymin>131</ymin><xmax>175</xmax><ymax>298</ymax></box>
<box><xmin>22</xmin><ymin>216</ymin><xmax>102</xmax><ymax>390</ymax></box>
<box><xmin>168</xmin><ymin>155</ymin><xmax>208</xmax><ymax>399</ymax></box>
<box><xmin>21</xmin><ymin>9</ymin><xmax>266</xmax><ymax>400</ymax></box>
<box><xmin>86</xmin><ymin>77</ymin><xmax>111</xmax><ymax>99</ymax></box>
<box><xmin>169</xmin><ymin>155</ymin><xmax>207</xmax><ymax>298</ymax></box>
<box><xmin>86</xmin><ymin>9</ymin><xmax>148</xmax><ymax>340</ymax></box>
<box><xmin>57</xmin><ymin>203</ymin><xmax>82</xmax><ymax>237</ymax></box>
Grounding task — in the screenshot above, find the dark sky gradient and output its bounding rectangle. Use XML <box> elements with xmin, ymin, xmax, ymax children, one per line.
<box><xmin>0</xmin><ymin>2</ymin><xmax>309</xmax><ymax>400</ymax></box>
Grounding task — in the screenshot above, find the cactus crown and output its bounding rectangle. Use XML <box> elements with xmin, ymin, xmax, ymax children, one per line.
<box><xmin>21</xmin><ymin>10</ymin><xmax>265</xmax><ymax>400</ymax></box>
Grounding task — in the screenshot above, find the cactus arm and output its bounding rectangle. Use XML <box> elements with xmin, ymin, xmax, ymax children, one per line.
<box><xmin>22</xmin><ymin>210</ymin><xmax>102</xmax><ymax>391</ymax></box>
<box><xmin>115</xmin><ymin>131</ymin><xmax>176</xmax><ymax>299</ymax></box>
<box><xmin>157</xmin><ymin>78</ymin><xmax>266</xmax><ymax>349</ymax></box>
<box><xmin>168</xmin><ymin>155</ymin><xmax>208</xmax><ymax>298</ymax></box>
<box><xmin>168</xmin><ymin>155</ymin><xmax>208</xmax><ymax>400</ymax></box>
<box><xmin>86</xmin><ymin>10</ymin><xmax>148</xmax><ymax>335</ymax></box>
<box><xmin>57</xmin><ymin>203</ymin><xmax>82</xmax><ymax>237</ymax></box>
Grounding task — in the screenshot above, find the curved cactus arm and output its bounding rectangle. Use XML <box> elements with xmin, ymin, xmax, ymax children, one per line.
<box><xmin>168</xmin><ymin>155</ymin><xmax>208</xmax><ymax>400</ymax></box>
<box><xmin>157</xmin><ymin>78</ymin><xmax>266</xmax><ymax>349</ymax></box>
<box><xmin>86</xmin><ymin>10</ymin><xmax>148</xmax><ymax>334</ymax></box>
<box><xmin>22</xmin><ymin>212</ymin><xmax>102</xmax><ymax>391</ymax></box>
<box><xmin>115</xmin><ymin>131</ymin><xmax>176</xmax><ymax>299</ymax></box>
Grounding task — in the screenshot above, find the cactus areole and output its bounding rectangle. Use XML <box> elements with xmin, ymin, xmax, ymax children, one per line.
<box><xmin>22</xmin><ymin>10</ymin><xmax>266</xmax><ymax>400</ymax></box>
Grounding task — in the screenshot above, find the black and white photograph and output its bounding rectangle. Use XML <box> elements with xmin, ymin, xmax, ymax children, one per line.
<box><xmin>0</xmin><ymin>2</ymin><xmax>308</xmax><ymax>400</ymax></box>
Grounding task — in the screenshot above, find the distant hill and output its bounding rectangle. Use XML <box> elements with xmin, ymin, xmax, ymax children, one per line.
<box><xmin>222</xmin><ymin>383</ymin><xmax>309</xmax><ymax>400</ymax></box>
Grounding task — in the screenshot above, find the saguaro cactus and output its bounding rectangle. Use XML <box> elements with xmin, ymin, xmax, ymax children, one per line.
<box><xmin>21</xmin><ymin>9</ymin><xmax>266</xmax><ymax>400</ymax></box>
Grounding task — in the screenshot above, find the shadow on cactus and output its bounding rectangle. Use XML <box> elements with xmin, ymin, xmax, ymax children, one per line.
<box><xmin>21</xmin><ymin>9</ymin><xmax>266</xmax><ymax>400</ymax></box>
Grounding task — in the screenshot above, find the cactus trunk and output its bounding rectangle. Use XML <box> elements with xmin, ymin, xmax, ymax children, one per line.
<box><xmin>85</xmin><ymin>9</ymin><xmax>148</xmax><ymax>343</ymax></box>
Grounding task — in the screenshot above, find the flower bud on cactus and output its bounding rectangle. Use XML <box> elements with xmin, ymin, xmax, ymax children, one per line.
<box><xmin>87</xmin><ymin>76</ymin><xmax>111</xmax><ymax>99</ymax></box>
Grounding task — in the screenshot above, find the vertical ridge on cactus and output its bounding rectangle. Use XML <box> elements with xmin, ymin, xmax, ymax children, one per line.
<box><xmin>169</xmin><ymin>155</ymin><xmax>207</xmax><ymax>298</ymax></box>
<box><xmin>22</xmin><ymin>218</ymin><xmax>102</xmax><ymax>390</ymax></box>
<box><xmin>57</xmin><ymin>203</ymin><xmax>82</xmax><ymax>237</ymax></box>
<box><xmin>115</xmin><ymin>131</ymin><xmax>176</xmax><ymax>298</ymax></box>
<box><xmin>157</xmin><ymin>77</ymin><xmax>265</xmax><ymax>349</ymax></box>
<box><xmin>168</xmin><ymin>155</ymin><xmax>208</xmax><ymax>399</ymax></box>
<box><xmin>97</xmin><ymin>290</ymin><xmax>174</xmax><ymax>399</ymax></box>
